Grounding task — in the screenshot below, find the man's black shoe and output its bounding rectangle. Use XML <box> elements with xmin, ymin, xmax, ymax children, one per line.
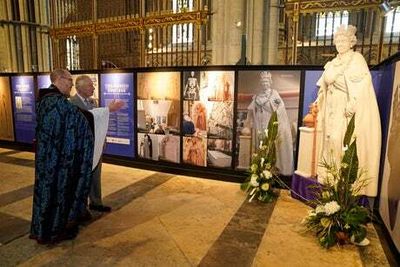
<box><xmin>77</xmin><ymin>209</ymin><xmax>92</xmax><ymax>224</ymax></box>
<box><xmin>89</xmin><ymin>204</ymin><xmax>112</xmax><ymax>212</ymax></box>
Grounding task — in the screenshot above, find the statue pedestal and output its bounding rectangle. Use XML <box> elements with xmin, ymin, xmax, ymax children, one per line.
<box><xmin>295</xmin><ymin>127</ymin><xmax>321</xmax><ymax>178</ymax></box>
<box><xmin>238</xmin><ymin>135</ymin><xmax>252</xmax><ymax>169</ymax></box>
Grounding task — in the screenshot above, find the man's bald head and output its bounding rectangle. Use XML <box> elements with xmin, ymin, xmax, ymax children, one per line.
<box><xmin>50</xmin><ymin>69</ymin><xmax>70</xmax><ymax>83</ymax></box>
<box><xmin>51</xmin><ymin>69</ymin><xmax>73</xmax><ymax>96</ymax></box>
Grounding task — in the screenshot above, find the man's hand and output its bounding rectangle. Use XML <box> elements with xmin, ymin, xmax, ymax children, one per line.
<box><xmin>108</xmin><ymin>100</ymin><xmax>125</xmax><ymax>112</ymax></box>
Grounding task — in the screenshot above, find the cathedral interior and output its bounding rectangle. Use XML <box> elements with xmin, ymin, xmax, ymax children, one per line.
<box><xmin>1</xmin><ymin>0</ymin><xmax>399</xmax><ymax>72</ymax></box>
<box><xmin>0</xmin><ymin>0</ymin><xmax>400</xmax><ymax>266</ymax></box>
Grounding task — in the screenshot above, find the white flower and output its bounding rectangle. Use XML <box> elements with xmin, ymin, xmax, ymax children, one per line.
<box><xmin>324</xmin><ymin>172</ymin><xmax>337</xmax><ymax>186</ymax></box>
<box><xmin>259</xmin><ymin>140</ymin><xmax>263</xmax><ymax>149</ymax></box>
<box><xmin>261</xmin><ymin>183</ymin><xmax>270</xmax><ymax>191</ymax></box>
<box><xmin>264</xmin><ymin>128</ymin><xmax>268</xmax><ymax>136</ymax></box>
<box><xmin>262</xmin><ymin>170</ymin><xmax>272</xmax><ymax>179</ymax></box>
<box><xmin>350</xmin><ymin>180</ymin><xmax>365</xmax><ymax>196</ymax></box>
<box><xmin>315</xmin><ymin>205</ymin><xmax>325</xmax><ymax>214</ymax></box>
<box><xmin>250</xmin><ymin>174</ymin><xmax>259</xmax><ymax>187</ymax></box>
<box><xmin>308</xmin><ymin>210</ymin><xmax>316</xmax><ymax>217</ymax></box>
<box><xmin>260</xmin><ymin>157</ymin><xmax>265</xmax><ymax>167</ymax></box>
<box><xmin>342</xmin><ymin>145</ymin><xmax>349</xmax><ymax>152</ymax></box>
<box><xmin>324</xmin><ymin>201</ymin><xmax>340</xmax><ymax>215</ymax></box>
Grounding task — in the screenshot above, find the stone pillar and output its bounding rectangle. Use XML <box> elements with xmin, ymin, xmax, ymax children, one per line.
<box><xmin>263</xmin><ymin>0</ymin><xmax>279</xmax><ymax>64</ymax></box>
<box><xmin>0</xmin><ymin>0</ymin><xmax>10</xmax><ymax>71</ymax></box>
<box><xmin>211</xmin><ymin>0</ymin><xmax>224</xmax><ymax>64</ymax></box>
<box><xmin>225</xmin><ymin>0</ymin><xmax>242</xmax><ymax>64</ymax></box>
<box><xmin>211</xmin><ymin>0</ymin><xmax>244</xmax><ymax>65</ymax></box>
<box><xmin>247</xmin><ymin>0</ymin><xmax>264</xmax><ymax>64</ymax></box>
<box><xmin>245</xmin><ymin>0</ymin><xmax>253</xmax><ymax>63</ymax></box>
<box><xmin>17</xmin><ymin>0</ymin><xmax>30</xmax><ymax>72</ymax></box>
<box><xmin>7</xmin><ymin>0</ymin><xmax>18</xmax><ymax>72</ymax></box>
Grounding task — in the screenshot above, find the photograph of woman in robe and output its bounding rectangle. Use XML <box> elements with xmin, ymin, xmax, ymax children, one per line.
<box><xmin>191</xmin><ymin>102</ymin><xmax>207</xmax><ymax>132</ymax></box>
<box><xmin>0</xmin><ymin>77</ymin><xmax>14</xmax><ymax>141</ymax></box>
<box><xmin>139</xmin><ymin>133</ymin><xmax>153</xmax><ymax>159</ymax></box>
<box><xmin>314</xmin><ymin>25</ymin><xmax>381</xmax><ymax>197</ymax></box>
<box><xmin>183</xmin><ymin>137</ymin><xmax>206</xmax><ymax>166</ymax></box>
<box><xmin>246</xmin><ymin>71</ymin><xmax>294</xmax><ymax>176</ymax></box>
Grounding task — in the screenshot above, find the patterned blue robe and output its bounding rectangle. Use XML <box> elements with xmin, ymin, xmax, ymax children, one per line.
<box><xmin>30</xmin><ymin>85</ymin><xmax>94</xmax><ymax>243</ymax></box>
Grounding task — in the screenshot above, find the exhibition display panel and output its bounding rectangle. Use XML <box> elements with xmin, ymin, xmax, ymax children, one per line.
<box><xmin>0</xmin><ymin>76</ymin><xmax>14</xmax><ymax>141</ymax></box>
<box><xmin>378</xmin><ymin>61</ymin><xmax>400</xmax><ymax>252</ymax></box>
<box><xmin>182</xmin><ymin>70</ymin><xmax>234</xmax><ymax>168</ymax></box>
<box><xmin>100</xmin><ymin>72</ymin><xmax>135</xmax><ymax>158</ymax></box>
<box><xmin>236</xmin><ymin>70</ymin><xmax>301</xmax><ymax>175</ymax></box>
<box><xmin>0</xmin><ymin>60</ymin><xmax>399</xmax><ymax>253</ymax></box>
<box><xmin>11</xmin><ymin>75</ymin><xmax>36</xmax><ymax>144</ymax></box>
<box><xmin>137</xmin><ymin>71</ymin><xmax>181</xmax><ymax>163</ymax></box>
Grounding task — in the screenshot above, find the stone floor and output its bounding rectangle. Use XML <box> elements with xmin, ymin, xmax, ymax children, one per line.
<box><xmin>0</xmin><ymin>147</ymin><xmax>393</xmax><ymax>266</ymax></box>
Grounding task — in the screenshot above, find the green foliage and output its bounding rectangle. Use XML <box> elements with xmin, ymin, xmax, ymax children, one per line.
<box><xmin>343</xmin><ymin>114</ymin><xmax>355</xmax><ymax>147</ymax></box>
<box><xmin>303</xmin><ymin>114</ymin><xmax>370</xmax><ymax>248</ymax></box>
<box><xmin>240</xmin><ymin>111</ymin><xmax>279</xmax><ymax>203</ymax></box>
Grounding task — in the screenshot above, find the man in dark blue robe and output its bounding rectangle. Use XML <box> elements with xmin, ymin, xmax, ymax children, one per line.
<box><xmin>30</xmin><ymin>69</ymin><xmax>94</xmax><ymax>244</ymax></box>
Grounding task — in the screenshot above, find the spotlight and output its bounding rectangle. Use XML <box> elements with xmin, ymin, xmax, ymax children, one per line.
<box><xmin>380</xmin><ymin>1</ymin><xmax>395</xmax><ymax>16</ymax></box>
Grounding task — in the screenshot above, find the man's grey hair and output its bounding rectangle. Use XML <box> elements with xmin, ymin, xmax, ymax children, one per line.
<box><xmin>75</xmin><ymin>75</ymin><xmax>92</xmax><ymax>90</ymax></box>
<box><xmin>50</xmin><ymin>69</ymin><xmax>69</xmax><ymax>83</ymax></box>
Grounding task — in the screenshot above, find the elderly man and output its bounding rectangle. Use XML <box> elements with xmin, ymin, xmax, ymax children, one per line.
<box><xmin>30</xmin><ymin>69</ymin><xmax>123</xmax><ymax>244</ymax></box>
<box><xmin>70</xmin><ymin>75</ymin><xmax>111</xmax><ymax>212</ymax></box>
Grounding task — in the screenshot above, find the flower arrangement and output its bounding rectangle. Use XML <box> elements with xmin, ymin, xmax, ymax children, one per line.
<box><xmin>303</xmin><ymin>115</ymin><xmax>370</xmax><ymax>248</ymax></box>
<box><xmin>241</xmin><ymin>111</ymin><xmax>279</xmax><ymax>203</ymax></box>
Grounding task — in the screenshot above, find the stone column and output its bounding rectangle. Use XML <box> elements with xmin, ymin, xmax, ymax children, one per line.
<box><xmin>247</xmin><ymin>0</ymin><xmax>264</xmax><ymax>64</ymax></box>
<box><xmin>211</xmin><ymin>0</ymin><xmax>244</xmax><ymax>65</ymax></box>
<box><xmin>17</xmin><ymin>0</ymin><xmax>30</xmax><ymax>72</ymax></box>
<box><xmin>263</xmin><ymin>0</ymin><xmax>279</xmax><ymax>64</ymax></box>
<box><xmin>225</xmin><ymin>0</ymin><xmax>242</xmax><ymax>64</ymax></box>
<box><xmin>0</xmin><ymin>0</ymin><xmax>10</xmax><ymax>71</ymax></box>
<box><xmin>6</xmin><ymin>0</ymin><xmax>17</xmax><ymax>72</ymax></box>
<box><xmin>211</xmin><ymin>0</ymin><xmax>225</xmax><ymax>64</ymax></box>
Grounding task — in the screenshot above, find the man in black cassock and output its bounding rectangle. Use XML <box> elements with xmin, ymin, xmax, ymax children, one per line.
<box><xmin>30</xmin><ymin>69</ymin><xmax>123</xmax><ymax>244</ymax></box>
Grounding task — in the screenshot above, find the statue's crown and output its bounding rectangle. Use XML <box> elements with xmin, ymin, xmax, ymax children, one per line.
<box><xmin>259</xmin><ymin>71</ymin><xmax>272</xmax><ymax>80</ymax></box>
<box><xmin>335</xmin><ymin>24</ymin><xmax>357</xmax><ymax>37</ymax></box>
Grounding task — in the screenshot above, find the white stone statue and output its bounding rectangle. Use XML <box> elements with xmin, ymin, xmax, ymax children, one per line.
<box><xmin>247</xmin><ymin>71</ymin><xmax>294</xmax><ymax>175</ymax></box>
<box><xmin>315</xmin><ymin>24</ymin><xmax>381</xmax><ymax>197</ymax></box>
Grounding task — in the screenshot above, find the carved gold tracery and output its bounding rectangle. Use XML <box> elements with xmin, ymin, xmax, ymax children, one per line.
<box><xmin>285</xmin><ymin>0</ymin><xmax>381</xmax><ymax>14</ymax></box>
<box><xmin>283</xmin><ymin>0</ymin><xmax>399</xmax><ymax>65</ymax></box>
<box><xmin>50</xmin><ymin>11</ymin><xmax>208</xmax><ymax>38</ymax></box>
